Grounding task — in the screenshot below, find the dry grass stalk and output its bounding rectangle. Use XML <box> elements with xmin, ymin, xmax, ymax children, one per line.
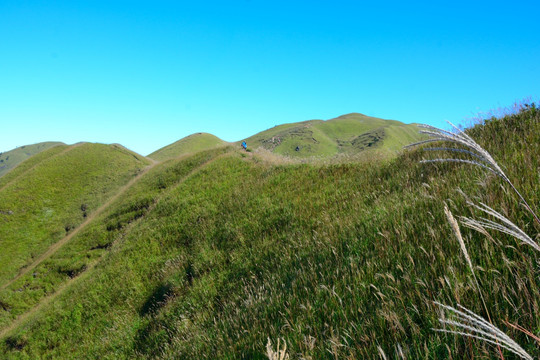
<box><xmin>444</xmin><ymin>204</ymin><xmax>505</xmax><ymax>357</ymax></box>
<box><xmin>266</xmin><ymin>337</ymin><xmax>290</xmax><ymax>360</ymax></box>
<box><xmin>444</xmin><ymin>204</ymin><xmax>475</xmax><ymax>275</ymax></box>
<box><xmin>434</xmin><ymin>302</ymin><xmax>533</xmax><ymax>360</ymax></box>
<box><xmin>504</xmin><ymin>320</ymin><xmax>540</xmax><ymax>344</ymax></box>
<box><xmin>377</xmin><ymin>345</ymin><xmax>388</xmax><ymax>360</ymax></box>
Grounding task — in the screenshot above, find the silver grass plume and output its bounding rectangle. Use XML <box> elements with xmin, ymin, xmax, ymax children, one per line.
<box><xmin>434</xmin><ymin>302</ymin><xmax>533</xmax><ymax>360</ymax></box>
<box><xmin>461</xmin><ymin>201</ymin><xmax>540</xmax><ymax>253</ymax></box>
<box><xmin>406</xmin><ymin>121</ymin><xmax>540</xmax><ymax>226</ymax></box>
<box><xmin>405</xmin><ymin>121</ymin><xmax>508</xmax><ymax>181</ymax></box>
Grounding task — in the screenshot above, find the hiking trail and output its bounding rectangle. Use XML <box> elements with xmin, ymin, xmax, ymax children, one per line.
<box><xmin>0</xmin><ymin>160</ymin><xmax>157</xmax><ymax>292</ymax></box>
<box><xmin>0</xmin><ymin>153</ymin><xmax>229</xmax><ymax>339</ymax></box>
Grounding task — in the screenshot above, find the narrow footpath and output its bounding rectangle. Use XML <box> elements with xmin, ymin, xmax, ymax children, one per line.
<box><xmin>0</xmin><ymin>153</ymin><xmax>229</xmax><ymax>339</ymax></box>
<box><xmin>0</xmin><ymin>160</ymin><xmax>158</xmax><ymax>292</ymax></box>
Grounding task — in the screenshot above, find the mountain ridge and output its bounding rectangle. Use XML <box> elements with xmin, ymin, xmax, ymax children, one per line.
<box><xmin>150</xmin><ymin>113</ymin><xmax>424</xmax><ymax>161</ymax></box>
<box><xmin>0</xmin><ymin>142</ymin><xmax>64</xmax><ymax>178</ymax></box>
<box><xmin>0</xmin><ymin>106</ymin><xmax>538</xmax><ymax>358</ymax></box>
<box><xmin>2</xmin><ymin>113</ymin><xmax>422</xmax><ymax>176</ymax></box>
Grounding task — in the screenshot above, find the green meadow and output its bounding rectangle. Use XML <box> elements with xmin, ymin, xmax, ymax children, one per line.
<box><xmin>148</xmin><ymin>133</ymin><xmax>227</xmax><ymax>162</ymax></box>
<box><xmin>0</xmin><ymin>108</ymin><xmax>538</xmax><ymax>359</ymax></box>
<box><xmin>0</xmin><ymin>143</ymin><xmax>149</xmax><ymax>288</ymax></box>
<box><xmin>0</xmin><ymin>142</ymin><xmax>64</xmax><ymax>178</ymax></box>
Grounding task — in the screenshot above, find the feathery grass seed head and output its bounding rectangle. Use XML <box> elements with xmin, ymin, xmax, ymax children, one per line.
<box><xmin>434</xmin><ymin>302</ymin><xmax>533</xmax><ymax>360</ymax></box>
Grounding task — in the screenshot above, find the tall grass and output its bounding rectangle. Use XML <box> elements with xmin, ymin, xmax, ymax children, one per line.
<box><xmin>406</xmin><ymin>113</ymin><xmax>539</xmax><ymax>226</ymax></box>
<box><xmin>0</xmin><ymin>104</ymin><xmax>538</xmax><ymax>358</ymax></box>
<box><xmin>408</xmin><ymin>102</ymin><xmax>540</xmax><ymax>358</ymax></box>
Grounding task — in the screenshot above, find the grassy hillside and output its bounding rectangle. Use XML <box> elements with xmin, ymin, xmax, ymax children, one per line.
<box><xmin>0</xmin><ymin>142</ymin><xmax>64</xmax><ymax>178</ymax></box>
<box><xmin>0</xmin><ymin>143</ymin><xmax>149</xmax><ymax>290</ymax></box>
<box><xmin>0</xmin><ymin>106</ymin><xmax>538</xmax><ymax>359</ymax></box>
<box><xmin>148</xmin><ymin>133</ymin><xmax>227</xmax><ymax>161</ymax></box>
<box><xmin>149</xmin><ymin>113</ymin><xmax>424</xmax><ymax>163</ymax></box>
<box><xmin>244</xmin><ymin>113</ymin><xmax>424</xmax><ymax>159</ymax></box>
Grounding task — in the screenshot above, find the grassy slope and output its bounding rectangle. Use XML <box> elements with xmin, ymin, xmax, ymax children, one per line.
<box><xmin>0</xmin><ymin>143</ymin><xmax>149</xmax><ymax>289</ymax></box>
<box><xmin>1</xmin><ymin>108</ymin><xmax>539</xmax><ymax>359</ymax></box>
<box><xmin>150</xmin><ymin>114</ymin><xmax>424</xmax><ymax>162</ymax></box>
<box><xmin>244</xmin><ymin>113</ymin><xmax>424</xmax><ymax>159</ymax></box>
<box><xmin>148</xmin><ymin>133</ymin><xmax>227</xmax><ymax>161</ymax></box>
<box><xmin>0</xmin><ymin>145</ymin><xmax>70</xmax><ymax>188</ymax></box>
<box><xmin>0</xmin><ymin>142</ymin><xmax>64</xmax><ymax>178</ymax></box>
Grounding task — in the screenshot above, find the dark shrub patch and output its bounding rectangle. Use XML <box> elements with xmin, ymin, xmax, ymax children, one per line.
<box><xmin>4</xmin><ymin>335</ymin><xmax>27</xmax><ymax>351</ymax></box>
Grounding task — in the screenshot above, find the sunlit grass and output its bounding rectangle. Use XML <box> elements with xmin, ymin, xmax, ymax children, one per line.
<box><xmin>410</xmin><ymin>103</ymin><xmax>540</xmax><ymax>359</ymax></box>
<box><xmin>0</xmin><ymin>104</ymin><xmax>538</xmax><ymax>358</ymax></box>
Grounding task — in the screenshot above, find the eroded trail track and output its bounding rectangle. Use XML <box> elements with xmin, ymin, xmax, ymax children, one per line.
<box><xmin>0</xmin><ymin>160</ymin><xmax>158</xmax><ymax>292</ymax></box>
<box><xmin>0</xmin><ymin>153</ymin><xmax>230</xmax><ymax>340</ymax></box>
<box><xmin>0</xmin><ymin>258</ymin><xmax>100</xmax><ymax>339</ymax></box>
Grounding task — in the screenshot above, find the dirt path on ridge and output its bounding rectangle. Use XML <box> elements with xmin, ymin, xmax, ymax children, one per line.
<box><xmin>0</xmin><ymin>161</ymin><xmax>158</xmax><ymax>292</ymax></box>
<box><xmin>0</xmin><ymin>258</ymin><xmax>100</xmax><ymax>340</ymax></box>
<box><xmin>0</xmin><ymin>154</ymin><xmax>229</xmax><ymax>340</ymax></box>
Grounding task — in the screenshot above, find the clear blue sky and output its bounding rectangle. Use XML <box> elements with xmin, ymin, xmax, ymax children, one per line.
<box><xmin>1</xmin><ymin>0</ymin><xmax>539</xmax><ymax>155</ymax></box>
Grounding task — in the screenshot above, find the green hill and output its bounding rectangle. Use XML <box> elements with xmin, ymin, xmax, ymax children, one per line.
<box><xmin>0</xmin><ymin>142</ymin><xmax>150</xmax><ymax>291</ymax></box>
<box><xmin>0</xmin><ymin>107</ymin><xmax>539</xmax><ymax>358</ymax></box>
<box><xmin>148</xmin><ymin>133</ymin><xmax>227</xmax><ymax>161</ymax></box>
<box><xmin>243</xmin><ymin>113</ymin><xmax>423</xmax><ymax>159</ymax></box>
<box><xmin>0</xmin><ymin>142</ymin><xmax>64</xmax><ymax>178</ymax></box>
<box><xmin>149</xmin><ymin>114</ymin><xmax>424</xmax><ymax>163</ymax></box>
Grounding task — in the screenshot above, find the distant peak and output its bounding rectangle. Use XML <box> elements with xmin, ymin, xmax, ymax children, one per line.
<box><xmin>332</xmin><ymin>112</ymin><xmax>368</xmax><ymax>120</ymax></box>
